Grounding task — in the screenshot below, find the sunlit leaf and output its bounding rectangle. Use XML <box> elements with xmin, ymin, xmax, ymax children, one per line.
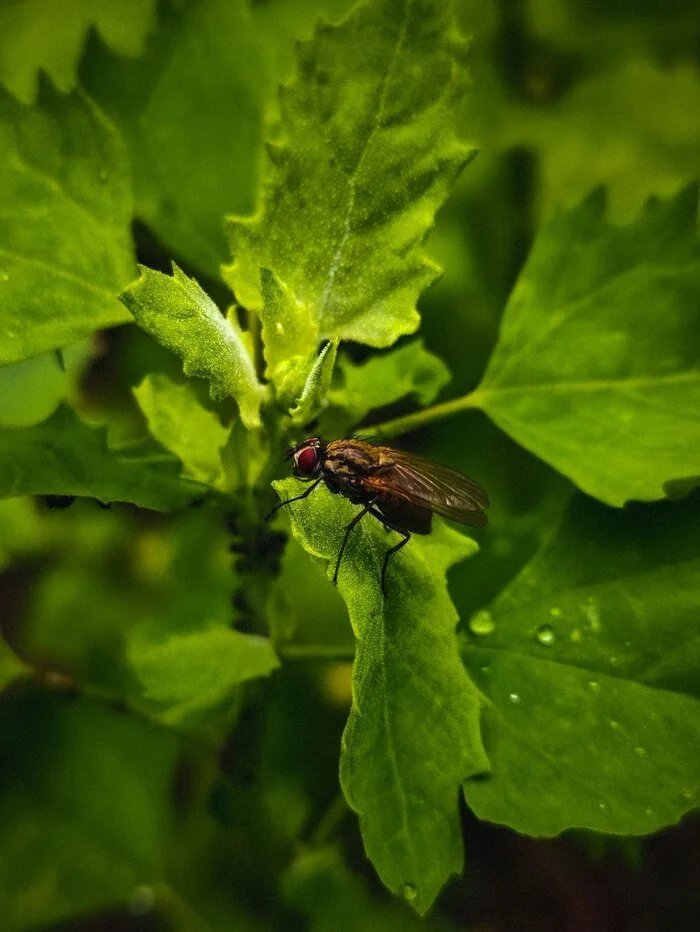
<box><xmin>120</xmin><ymin>263</ymin><xmax>264</xmax><ymax>429</ymax></box>
<box><xmin>225</xmin><ymin>0</ymin><xmax>475</xmax><ymax>347</ymax></box>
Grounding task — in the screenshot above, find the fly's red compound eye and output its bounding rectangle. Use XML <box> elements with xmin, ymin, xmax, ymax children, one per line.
<box><xmin>295</xmin><ymin>445</ymin><xmax>318</xmax><ymax>475</ymax></box>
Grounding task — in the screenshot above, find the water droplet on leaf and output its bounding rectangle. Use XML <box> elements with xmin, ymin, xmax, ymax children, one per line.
<box><xmin>634</xmin><ymin>746</ymin><xmax>647</xmax><ymax>758</ymax></box>
<box><xmin>400</xmin><ymin>882</ymin><xmax>417</xmax><ymax>901</ymax></box>
<box><xmin>535</xmin><ymin>624</ymin><xmax>556</xmax><ymax>646</ymax></box>
<box><xmin>570</xmin><ymin>628</ymin><xmax>582</xmax><ymax>643</ymax></box>
<box><xmin>508</xmin><ymin>692</ymin><xmax>521</xmax><ymax>705</ymax></box>
<box><xmin>587</xmin><ymin>680</ymin><xmax>601</xmax><ymax>693</ymax></box>
<box><xmin>549</xmin><ymin>607</ymin><xmax>562</xmax><ymax>618</ymax></box>
<box><xmin>610</xmin><ymin>720</ymin><xmax>620</xmax><ymax>730</ymax></box>
<box><xmin>469</xmin><ymin>610</ymin><xmax>495</xmax><ymax>636</ymax></box>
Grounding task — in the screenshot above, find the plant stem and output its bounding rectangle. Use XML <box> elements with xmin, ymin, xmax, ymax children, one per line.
<box><xmin>276</xmin><ymin>643</ymin><xmax>355</xmax><ymax>662</ymax></box>
<box><xmin>361</xmin><ymin>389</ymin><xmax>484</xmax><ymax>440</ymax></box>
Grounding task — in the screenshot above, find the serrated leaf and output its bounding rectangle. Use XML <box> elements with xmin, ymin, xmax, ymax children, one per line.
<box><xmin>130</xmin><ymin>628</ymin><xmax>279</xmax><ymax>734</ymax></box>
<box><xmin>225</xmin><ymin>0</ymin><xmax>474</xmax><ymax>348</ymax></box>
<box><xmin>0</xmin><ymin>688</ymin><xmax>180</xmax><ymax>932</ymax></box>
<box><xmin>0</xmin><ymin>0</ymin><xmax>155</xmax><ymax>104</ymax></box>
<box><xmin>462</xmin><ymin>493</ymin><xmax>700</xmax><ymax>836</ymax></box>
<box><xmin>328</xmin><ymin>340</ymin><xmax>450</xmax><ymax>428</ymax></box>
<box><xmin>290</xmin><ymin>339</ymin><xmax>339</xmax><ymax>425</ymax></box>
<box><xmin>273</xmin><ymin>477</ymin><xmax>487</xmax><ymax>913</ymax></box>
<box><xmin>0</xmin><ymin>81</ymin><xmax>134</xmax><ymax>364</ymax></box>
<box><xmin>81</xmin><ymin>0</ymin><xmax>266</xmax><ymax>278</ymax></box>
<box><xmin>120</xmin><ymin>263</ymin><xmax>263</xmax><ymax>428</ymax></box>
<box><xmin>133</xmin><ymin>373</ymin><xmax>229</xmax><ymax>489</ymax></box>
<box><xmin>0</xmin><ymin>405</ymin><xmax>203</xmax><ymax>511</ymax></box>
<box><xmin>474</xmin><ymin>185</ymin><xmax>700</xmax><ymax>506</ymax></box>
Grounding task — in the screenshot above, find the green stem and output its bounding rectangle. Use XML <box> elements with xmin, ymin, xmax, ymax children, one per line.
<box><xmin>276</xmin><ymin>643</ymin><xmax>355</xmax><ymax>662</ymax></box>
<box><xmin>361</xmin><ymin>389</ymin><xmax>484</xmax><ymax>440</ymax></box>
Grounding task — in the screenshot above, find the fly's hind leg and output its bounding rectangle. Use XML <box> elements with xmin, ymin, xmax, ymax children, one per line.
<box><xmin>368</xmin><ymin>506</ymin><xmax>410</xmax><ymax>595</ymax></box>
<box><xmin>333</xmin><ymin>501</ymin><xmax>374</xmax><ymax>586</ymax></box>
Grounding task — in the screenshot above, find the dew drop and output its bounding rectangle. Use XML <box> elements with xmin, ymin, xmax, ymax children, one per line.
<box><xmin>610</xmin><ymin>720</ymin><xmax>620</xmax><ymax>730</ymax></box>
<box><xmin>598</xmin><ymin>801</ymin><xmax>607</xmax><ymax>810</ymax></box>
<box><xmin>0</xmin><ymin>269</ymin><xmax>8</xmax><ymax>283</ymax></box>
<box><xmin>535</xmin><ymin>624</ymin><xmax>556</xmax><ymax>646</ymax></box>
<box><xmin>570</xmin><ymin>628</ymin><xmax>582</xmax><ymax>643</ymax></box>
<box><xmin>634</xmin><ymin>746</ymin><xmax>647</xmax><ymax>758</ymax></box>
<box><xmin>480</xmin><ymin>665</ymin><xmax>491</xmax><ymax>674</ymax></box>
<box><xmin>275</xmin><ymin>321</ymin><xmax>285</xmax><ymax>335</ymax></box>
<box><xmin>645</xmin><ymin>808</ymin><xmax>653</xmax><ymax>817</ymax></box>
<box><xmin>400</xmin><ymin>882</ymin><xmax>417</xmax><ymax>901</ymax></box>
<box><xmin>508</xmin><ymin>692</ymin><xmax>521</xmax><ymax>705</ymax></box>
<box><xmin>469</xmin><ymin>610</ymin><xmax>495</xmax><ymax>637</ymax></box>
<box><xmin>587</xmin><ymin>680</ymin><xmax>601</xmax><ymax>693</ymax></box>
<box><xmin>549</xmin><ymin>606</ymin><xmax>562</xmax><ymax>618</ymax></box>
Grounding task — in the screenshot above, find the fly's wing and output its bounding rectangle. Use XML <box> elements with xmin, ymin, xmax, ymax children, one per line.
<box><xmin>362</xmin><ymin>447</ymin><xmax>489</xmax><ymax>528</ymax></box>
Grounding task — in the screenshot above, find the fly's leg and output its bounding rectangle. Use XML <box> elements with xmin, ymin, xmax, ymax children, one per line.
<box><xmin>333</xmin><ymin>501</ymin><xmax>374</xmax><ymax>586</ymax></box>
<box><xmin>369</xmin><ymin>506</ymin><xmax>410</xmax><ymax>595</ymax></box>
<box><xmin>265</xmin><ymin>477</ymin><xmax>322</xmax><ymax>521</ymax></box>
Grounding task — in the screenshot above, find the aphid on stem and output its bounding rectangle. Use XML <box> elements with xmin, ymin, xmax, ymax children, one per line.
<box><xmin>267</xmin><ymin>437</ymin><xmax>488</xmax><ymax>592</ymax></box>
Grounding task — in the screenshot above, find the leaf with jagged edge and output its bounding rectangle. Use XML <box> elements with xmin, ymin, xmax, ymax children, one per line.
<box><xmin>272</xmin><ymin>476</ymin><xmax>488</xmax><ymax>914</ymax></box>
<box><xmin>474</xmin><ymin>185</ymin><xmax>700</xmax><ymax>506</ymax></box>
<box><xmin>0</xmin><ymin>406</ymin><xmax>203</xmax><ymax>511</ymax></box>
<box><xmin>290</xmin><ymin>339</ymin><xmax>339</xmax><ymax>426</ymax></box>
<box><xmin>0</xmin><ymin>81</ymin><xmax>134</xmax><ymax>364</ymax></box>
<box><xmin>225</xmin><ymin>0</ymin><xmax>475</xmax><ymax>348</ymax></box>
<box><xmin>120</xmin><ymin>263</ymin><xmax>264</xmax><ymax>429</ymax></box>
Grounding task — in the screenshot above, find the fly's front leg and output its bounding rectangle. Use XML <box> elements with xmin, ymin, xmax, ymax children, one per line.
<box><xmin>265</xmin><ymin>477</ymin><xmax>322</xmax><ymax>521</ymax></box>
<box><xmin>333</xmin><ymin>500</ymin><xmax>374</xmax><ymax>586</ymax></box>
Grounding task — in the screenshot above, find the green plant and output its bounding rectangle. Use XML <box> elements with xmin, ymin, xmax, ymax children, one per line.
<box><xmin>1</xmin><ymin>0</ymin><xmax>699</xmax><ymax>928</ymax></box>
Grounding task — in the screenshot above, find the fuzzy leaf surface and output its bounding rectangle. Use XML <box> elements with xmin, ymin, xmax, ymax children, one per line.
<box><xmin>462</xmin><ymin>493</ymin><xmax>700</xmax><ymax>835</ymax></box>
<box><xmin>0</xmin><ymin>406</ymin><xmax>202</xmax><ymax>511</ymax></box>
<box><xmin>0</xmin><ymin>83</ymin><xmax>134</xmax><ymax>364</ymax></box>
<box><xmin>273</xmin><ymin>477</ymin><xmax>487</xmax><ymax>913</ymax></box>
<box><xmin>120</xmin><ymin>264</ymin><xmax>263</xmax><ymax>428</ymax></box>
<box><xmin>226</xmin><ymin>0</ymin><xmax>474</xmax><ymax>347</ymax></box>
<box><xmin>475</xmin><ymin>186</ymin><xmax>700</xmax><ymax>506</ymax></box>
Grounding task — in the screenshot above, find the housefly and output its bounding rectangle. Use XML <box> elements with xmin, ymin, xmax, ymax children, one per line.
<box><xmin>267</xmin><ymin>437</ymin><xmax>488</xmax><ymax>592</ymax></box>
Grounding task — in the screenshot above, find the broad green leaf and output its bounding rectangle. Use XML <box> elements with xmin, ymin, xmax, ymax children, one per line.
<box><xmin>260</xmin><ymin>267</ymin><xmax>318</xmax><ymax>385</ymax></box>
<box><xmin>290</xmin><ymin>339</ymin><xmax>339</xmax><ymax>426</ymax></box>
<box><xmin>0</xmin><ymin>81</ymin><xmax>134</xmax><ymax>364</ymax></box>
<box><xmin>462</xmin><ymin>493</ymin><xmax>700</xmax><ymax>836</ymax></box>
<box><xmin>0</xmin><ymin>688</ymin><xmax>180</xmax><ymax>932</ymax></box>
<box><xmin>130</xmin><ymin>628</ymin><xmax>279</xmax><ymax>734</ymax></box>
<box><xmin>0</xmin><ymin>0</ymin><xmax>155</xmax><ymax>104</ymax></box>
<box><xmin>225</xmin><ymin>0</ymin><xmax>475</xmax><ymax>348</ymax></box>
<box><xmin>474</xmin><ymin>185</ymin><xmax>700</xmax><ymax>507</ymax></box>
<box><xmin>133</xmin><ymin>373</ymin><xmax>229</xmax><ymax>489</ymax></box>
<box><xmin>0</xmin><ymin>405</ymin><xmax>203</xmax><ymax>511</ymax></box>
<box><xmin>120</xmin><ymin>264</ymin><xmax>264</xmax><ymax>428</ymax></box>
<box><xmin>81</xmin><ymin>0</ymin><xmax>267</xmax><ymax>279</ymax></box>
<box><xmin>274</xmin><ymin>477</ymin><xmax>487</xmax><ymax>913</ymax></box>
<box><xmin>328</xmin><ymin>340</ymin><xmax>450</xmax><ymax>428</ymax></box>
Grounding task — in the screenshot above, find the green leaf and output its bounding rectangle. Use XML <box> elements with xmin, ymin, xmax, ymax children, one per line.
<box><xmin>0</xmin><ymin>405</ymin><xmax>203</xmax><ymax>510</ymax></box>
<box><xmin>0</xmin><ymin>81</ymin><xmax>134</xmax><ymax>364</ymax></box>
<box><xmin>474</xmin><ymin>185</ymin><xmax>700</xmax><ymax>506</ymax></box>
<box><xmin>0</xmin><ymin>639</ymin><xmax>27</xmax><ymax>691</ymax></box>
<box><xmin>273</xmin><ymin>477</ymin><xmax>487</xmax><ymax>914</ymax></box>
<box><xmin>81</xmin><ymin>0</ymin><xmax>266</xmax><ymax>278</ymax></box>
<box><xmin>260</xmin><ymin>267</ymin><xmax>318</xmax><ymax>385</ymax></box>
<box><xmin>225</xmin><ymin>0</ymin><xmax>474</xmax><ymax>348</ymax></box>
<box><xmin>462</xmin><ymin>493</ymin><xmax>700</xmax><ymax>836</ymax></box>
<box><xmin>328</xmin><ymin>340</ymin><xmax>450</xmax><ymax>428</ymax></box>
<box><xmin>133</xmin><ymin>373</ymin><xmax>229</xmax><ymax>489</ymax></box>
<box><xmin>130</xmin><ymin>628</ymin><xmax>279</xmax><ymax>735</ymax></box>
<box><xmin>290</xmin><ymin>339</ymin><xmax>339</xmax><ymax>425</ymax></box>
<box><xmin>0</xmin><ymin>0</ymin><xmax>155</xmax><ymax>104</ymax></box>
<box><xmin>0</xmin><ymin>688</ymin><xmax>180</xmax><ymax>932</ymax></box>
<box><xmin>120</xmin><ymin>264</ymin><xmax>263</xmax><ymax>429</ymax></box>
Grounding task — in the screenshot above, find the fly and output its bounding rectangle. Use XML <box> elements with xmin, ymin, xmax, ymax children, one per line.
<box><xmin>267</xmin><ymin>437</ymin><xmax>489</xmax><ymax>593</ymax></box>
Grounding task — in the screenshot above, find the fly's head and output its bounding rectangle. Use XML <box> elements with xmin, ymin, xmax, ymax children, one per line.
<box><xmin>287</xmin><ymin>436</ymin><xmax>325</xmax><ymax>479</ymax></box>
